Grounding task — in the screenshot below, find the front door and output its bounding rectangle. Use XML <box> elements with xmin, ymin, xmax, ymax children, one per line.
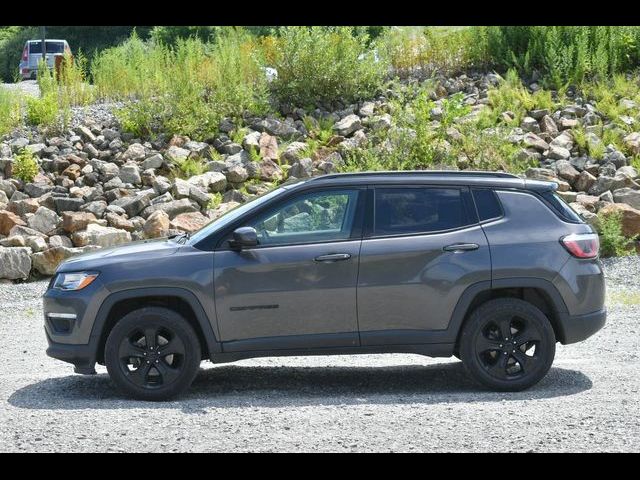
<box><xmin>357</xmin><ymin>185</ymin><xmax>491</xmax><ymax>345</ymax></box>
<box><xmin>214</xmin><ymin>187</ymin><xmax>365</xmax><ymax>352</ymax></box>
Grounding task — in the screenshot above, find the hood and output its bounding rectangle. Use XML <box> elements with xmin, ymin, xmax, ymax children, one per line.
<box><xmin>57</xmin><ymin>238</ymin><xmax>181</xmax><ymax>273</ymax></box>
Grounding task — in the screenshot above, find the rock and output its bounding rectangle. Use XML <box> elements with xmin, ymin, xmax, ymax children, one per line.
<box><xmin>53</xmin><ymin>197</ymin><xmax>84</xmax><ymax>213</ymax></box>
<box><xmin>142</xmin><ymin>154</ymin><xmax>164</xmax><ymax>170</ymax></box>
<box><xmin>106</xmin><ymin>212</ymin><xmax>135</xmax><ymax>232</ymax></box>
<box><xmin>119</xmin><ymin>164</ymin><xmax>141</xmax><ymax>184</ymax></box>
<box><xmin>226</xmin><ymin>165</ymin><xmax>249</xmax><ymax>183</ymax></box>
<box><xmin>598</xmin><ymin>202</ymin><xmax>640</xmax><ymax>237</ymax></box>
<box><xmin>623</xmin><ymin>132</ymin><xmax>640</xmax><ymax>154</ymax></box>
<box><xmin>27</xmin><ymin>207</ymin><xmax>60</xmax><ymax>235</ymax></box>
<box><xmin>169</xmin><ymin>212</ymin><xmax>210</xmax><ymax>233</ymax></box>
<box><xmin>62</xmin><ymin>211</ymin><xmax>98</xmax><ymax>233</ymax></box>
<box><xmin>574</xmin><ymin>170</ymin><xmax>597</xmax><ymax>192</ymax></box>
<box><xmin>26</xmin><ymin>235</ymin><xmax>47</xmax><ymax>252</ymax></box>
<box><xmin>225</xmin><ymin>150</ymin><xmax>251</xmax><ymax>168</ymax></box>
<box><xmin>81</xmin><ymin>200</ymin><xmax>107</xmax><ymax>218</ymax></box>
<box><xmin>370</xmin><ymin>114</ymin><xmax>392</xmax><ymax>131</ymax></box>
<box><xmin>0</xmin><ymin>235</ymin><xmax>26</xmax><ymax>247</ymax></box>
<box><xmin>250</xmin><ymin>118</ymin><xmax>301</xmax><ymax>140</ymax></box>
<box><xmin>119</xmin><ymin>194</ymin><xmax>152</xmax><ymax>218</ymax></box>
<box><xmin>141</xmin><ymin>198</ymin><xmax>198</xmax><ymax>220</ymax></box>
<box><xmin>188</xmin><ymin>172</ymin><xmax>227</xmax><ymax>193</ymax></box>
<box><xmin>289</xmin><ymin>158</ymin><xmax>314</xmax><ymax>178</ymax></box>
<box><xmin>555</xmin><ymin>160</ymin><xmax>580</xmax><ymax>183</ymax></box>
<box><xmin>165</xmin><ymin>145</ymin><xmax>190</xmax><ymax>163</ymax></box>
<box><xmin>547</xmin><ymin>145</ymin><xmax>571</xmax><ymax>160</ymax></box>
<box><xmin>281</xmin><ymin>142</ymin><xmax>308</xmax><ymax>164</ymax></box>
<box><xmin>521</xmin><ymin>117</ymin><xmax>540</xmax><ymax>133</ymax></box>
<box><xmin>49</xmin><ymin>235</ymin><xmax>72</xmax><ymax>248</ymax></box>
<box><xmin>540</xmin><ymin>115</ymin><xmax>558</xmax><ymax>135</ymax></box>
<box><xmin>0</xmin><ymin>210</ymin><xmax>26</xmax><ymax>235</ymax></box>
<box><xmin>530</xmin><ymin>109</ymin><xmax>549</xmax><ymax>120</ymax></box>
<box><xmin>523</xmin><ymin>132</ymin><xmax>549</xmax><ymax>152</ymax></box>
<box><xmin>220</xmin><ymin>143</ymin><xmax>242</xmax><ymax>155</ymax></box>
<box><xmin>259</xmin><ymin>159</ymin><xmax>284</xmax><ymax>182</ymax></box>
<box><xmin>172</xmin><ymin>178</ymin><xmax>192</xmax><ymax>199</ymax></box>
<box><xmin>613</xmin><ymin>188</ymin><xmax>640</xmax><ymax>210</ymax></box>
<box><xmin>617</xmin><ymin>165</ymin><xmax>638</xmax><ymax>179</ymax></box>
<box><xmin>122</xmin><ymin>143</ymin><xmax>146</xmax><ymax>162</ymax></box>
<box><xmin>524</xmin><ymin>167</ymin><xmax>556</xmax><ymax>182</ymax></box>
<box><xmin>62</xmin><ymin>163</ymin><xmax>82</xmax><ymax>181</ymax></box>
<box><xmin>143</xmin><ymin>210</ymin><xmax>170</xmax><ymax>238</ymax></box>
<box><xmin>259</xmin><ymin>133</ymin><xmax>279</xmax><ymax>161</ymax></box>
<box><xmin>77</xmin><ymin>126</ymin><xmax>96</xmax><ymax>143</ymax></box>
<box><xmin>359</xmin><ymin>101</ymin><xmax>375</xmax><ymax>117</ymax></box>
<box><xmin>0</xmin><ymin>247</ymin><xmax>32</xmax><ymax>280</ymax></box>
<box><xmin>72</xmin><ymin>224</ymin><xmax>132</xmax><ymax>248</ymax></box>
<box><xmin>31</xmin><ymin>246</ymin><xmax>98</xmax><ymax>276</ymax></box>
<box><xmin>549</xmin><ymin>132</ymin><xmax>573</xmax><ymax>150</ymax></box>
<box><xmin>242</xmin><ymin>131</ymin><xmax>261</xmax><ymax>151</ymax></box>
<box><xmin>570</xmin><ymin>202</ymin><xmax>598</xmax><ymax>228</ymax></box>
<box><xmin>333</xmin><ymin>114</ymin><xmax>363</xmax><ymax>137</ymax></box>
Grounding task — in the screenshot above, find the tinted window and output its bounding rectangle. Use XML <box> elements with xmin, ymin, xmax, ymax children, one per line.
<box><xmin>29</xmin><ymin>41</ymin><xmax>65</xmax><ymax>54</ymax></box>
<box><xmin>472</xmin><ymin>188</ymin><xmax>503</xmax><ymax>221</ymax></box>
<box><xmin>246</xmin><ymin>189</ymin><xmax>360</xmax><ymax>246</ymax></box>
<box><xmin>374</xmin><ymin>187</ymin><xmax>471</xmax><ymax>235</ymax></box>
<box><xmin>541</xmin><ymin>191</ymin><xmax>583</xmax><ymax>223</ymax></box>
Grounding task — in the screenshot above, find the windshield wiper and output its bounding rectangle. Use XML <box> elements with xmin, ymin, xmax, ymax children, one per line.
<box><xmin>168</xmin><ymin>232</ymin><xmax>190</xmax><ymax>244</ymax></box>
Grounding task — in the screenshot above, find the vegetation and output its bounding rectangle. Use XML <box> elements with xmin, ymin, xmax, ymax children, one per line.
<box><xmin>598</xmin><ymin>210</ymin><xmax>637</xmax><ymax>257</ymax></box>
<box><xmin>12</xmin><ymin>148</ymin><xmax>39</xmax><ymax>182</ymax></box>
<box><xmin>0</xmin><ymin>87</ymin><xmax>22</xmax><ymax>136</ymax></box>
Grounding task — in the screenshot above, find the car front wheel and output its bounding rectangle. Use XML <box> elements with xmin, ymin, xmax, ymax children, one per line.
<box><xmin>105</xmin><ymin>307</ymin><xmax>201</xmax><ymax>401</ymax></box>
<box><xmin>459</xmin><ymin>298</ymin><xmax>556</xmax><ymax>391</ymax></box>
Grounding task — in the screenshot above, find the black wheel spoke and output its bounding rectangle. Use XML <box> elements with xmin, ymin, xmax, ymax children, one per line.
<box><xmin>514</xmin><ymin>324</ymin><xmax>542</xmax><ymax>346</ymax></box>
<box><xmin>158</xmin><ymin>337</ymin><xmax>185</xmax><ymax>357</ymax></box>
<box><xmin>128</xmin><ymin>361</ymin><xmax>153</xmax><ymax>385</ymax></box>
<box><xmin>119</xmin><ymin>341</ymin><xmax>145</xmax><ymax>359</ymax></box>
<box><xmin>144</xmin><ymin>327</ymin><xmax>157</xmax><ymax>350</ymax></box>
<box><xmin>155</xmin><ymin>360</ymin><xmax>181</xmax><ymax>384</ymax></box>
<box><xmin>476</xmin><ymin>334</ymin><xmax>502</xmax><ymax>353</ymax></box>
<box><xmin>497</xmin><ymin>316</ymin><xmax>513</xmax><ymax>340</ymax></box>
<box><xmin>512</xmin><ymin>348</ymin><xmax>536</xmax><ymax>372</ymax></box>
<box><xmin>487</xmin><ymin>353</ymin><xmax>509</xmax><ymax>379</ymax></box>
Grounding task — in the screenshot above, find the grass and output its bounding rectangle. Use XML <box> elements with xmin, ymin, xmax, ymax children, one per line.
<box><xmin>0</xmin><ymin>87</ymin><xmax>22</xmax><ymax>136</ymax></box>
<box><xmin>607</xmin><ymin>289</ymin><xmax>640</xmax><ymax>306</ymax></box>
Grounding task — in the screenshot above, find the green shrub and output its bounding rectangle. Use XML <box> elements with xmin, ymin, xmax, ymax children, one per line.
<box><xmin>13</xmin><ymin>148</ymin><xmax>39</xmax><ymax>182</ymax></box>
<box><xmin>270</xmin><ymin>26</ymin><xmax>387</xmax><ymax>107</ymax></box>
<box><xmin>26</xmin><ymin>92</ymin><xmax>59</xmax><ymax>128</ymax></box>
<box><xmin>598</xmin><ymin>210</ymin><xmax>637</xmax><ymax>257</ymax></box>
<box><xmin>172</xmin><ymin>156</ymin><xmax>207</xmax><ymax>179</ymax></box>
<box><xmin>0</xmin><ymin>88</ymin><xmax>22</xmax><ymax>136</ymax></box>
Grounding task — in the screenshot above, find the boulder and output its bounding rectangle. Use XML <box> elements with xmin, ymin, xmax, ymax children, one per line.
<box><xmin>624</xmin><ymin>132</ymin><xmax>640</xmax><ymax>154</ymax></box>
<box><xmin>122</xmin><ymin>143</ymin><xmax>146</xmax><ymax>162</ymax></box>
<box><xmin>281</xmin><ymin>142</ymin><xmax>308</xmax><ymax>164</ymax></box>
<box><xmin>27</xmin><ymin>207</ymin><xmax>60</xmax><ymax>235</ymax></box>
<box><xmin>0</xmin><ymin>210</ymin><xmax>26</xmax><ymax>236</ymax></box>
<box><xmin>143</xmin><ymin>210</ymin><xmax>170</xmax><ymax>238</ymax></box>
<box><xmin>72</xmin><ymin>224</ymin><xmax>132</xmax><ymax>248</ymax></box>
<box><xmin>119</xmin><ymin>164</ymin><xmax>141</xmax><ymax>184</ymax></box>
<box><xmin>31</xmin><ymin>246</ymin><xmax>100</xmax><ymax>276</ymax></box>
<box><xmin>613</xmin><ymin>188</ymin><xmax>640</xmax><ymax>210</ymax></box>
<box><xmin>188</xmin><ymin>172</ymin><xmax>227</xmax><ymax>193</ymax></box>
<box><xmin>250</xmin><ymin>118</ymin><xmax>301</xmax><ymax>140</ymax></box>
<box><xmin>170</xmin><ymin>212</ymin><xmax>210</xmax><ymax>233</ymax></box>
<box><xmin>0</xmin><ymin>247</ymin><xmax>32</xmax><ymax>280</ymax></box>
<box><xmin>259</xmin><ymin>133</ymin><xmax>279</xmax><ymax>161</ymax></box>
<box><xmin>523</xmin><ymin>132</ymin><xmax>549</xmax><ymax>152</ymax></box>
<box><xmin>333</xmin><ymin>114</ymin><xmax>363</xmax><ymax>137</ymax></box>
<box><xmin>142</xmin><ymin>154</ymin><xmax>164</xmax><ymax>170</ymax></box>
<box><xmin>165</xmin><ymin>145</ymin><xmax>190</xmax><ymax>163</ymax></box>
<box><xmin>62</xmin><ymin>211</ymin><xmax>98</xmax><ymax>233</ymax></box>
<box><xmin>289</xmin><ymin>158</ymin><xmax>314</xmax><ymax>178</ymax></box>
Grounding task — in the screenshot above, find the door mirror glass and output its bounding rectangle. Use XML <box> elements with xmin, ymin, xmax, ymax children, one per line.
<box><xmin>230</xmin><ymin>226</ymin><xmax>258</xmax><ymax>250</ymax></box>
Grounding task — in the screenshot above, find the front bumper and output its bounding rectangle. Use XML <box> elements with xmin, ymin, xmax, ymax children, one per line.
<box><xmin>45</xmin><ymin>330</ymin><xmax>97</xmax><ymax>374</ymax></box>
<box><xmin>557</xmin><ymin>307</ymin><xmax>606</xmax><ymax>344</ymax></box>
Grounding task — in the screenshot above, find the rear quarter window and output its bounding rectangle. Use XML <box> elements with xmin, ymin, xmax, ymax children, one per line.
<box><xmin>540</xmin><ymin>191</ymin><xmax>583</xmax><ymax>223</ymax></box>
<box><xmin>472</xmin><ymin>188</ymin><xmax>503</xmax><ymax>221</ymax></box>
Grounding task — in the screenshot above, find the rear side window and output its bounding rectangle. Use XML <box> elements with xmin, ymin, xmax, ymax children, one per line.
<box><xmin>29</xmin><ymin>41</ymin><xmax>65</xmax><ymax>54</ymax></box>
<box><xmin>541</xmin><ymin>191</ymin><xmax>583</xmax><ymax>223</ymax></box>
<box><xmin>472</xmin><ymin>188</ymin><xmax>503</xmax><ymax>221</ymax></box>
<box><xmin>374</xmin><ymin>187</ymin><xmax>472</xmax><ymax>235</ymax></box>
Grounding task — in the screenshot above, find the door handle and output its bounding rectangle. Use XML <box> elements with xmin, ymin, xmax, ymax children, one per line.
<box><xmin>443</xmin><ymin>243</ymin><xmax>479</xmax><ymax>252</ymax></box>
<box><xmin>314</xmin><ymin>253</ymin><xmax>352</xmax><ymax>262</ymax></box>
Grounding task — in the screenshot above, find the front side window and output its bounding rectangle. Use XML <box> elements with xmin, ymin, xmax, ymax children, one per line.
<box><xmin>246</xmin><ymin>189</ymin><xmax>360</xmax><ymax>246</ymax></box>
<box><xmin>374</xmin><ymin>187</ymin><xmax>472</xmax><ymax>236</ymax></box>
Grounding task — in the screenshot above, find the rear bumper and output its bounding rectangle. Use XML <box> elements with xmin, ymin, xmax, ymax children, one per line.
<box><xmin>557</xmin><ymin>307</ymin><xmax>606</xmax><ymax>344</ymax></box>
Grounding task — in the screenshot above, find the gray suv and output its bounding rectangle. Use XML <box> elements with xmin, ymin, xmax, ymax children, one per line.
<box><xmin>43</xmin><ymin>171</ymin><xmax>606</xmax><ymax>400</ymax></box>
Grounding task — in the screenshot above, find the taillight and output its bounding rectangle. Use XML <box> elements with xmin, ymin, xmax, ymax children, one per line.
<box><xmin>561</xmin><ymin>233</ymin><xmax>599</xmax><ymax>259</ymax></box>
<box><xmin>22</xmin><ymin>45</ymin><xmax>28</xmax><ymax>61</ymax></box>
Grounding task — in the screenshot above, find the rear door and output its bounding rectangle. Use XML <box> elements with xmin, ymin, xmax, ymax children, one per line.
<box><xmin>357</xmin><ymin>185</ymin><xmax>491</xmax><ymax>345</ymax></box>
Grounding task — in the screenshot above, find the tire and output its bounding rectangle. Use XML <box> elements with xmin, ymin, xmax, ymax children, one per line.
<box><xmin>459</xmin><ymin>298</ymin><xmax>555</xmax><ymax>392</ymax></box>
<box><xmin>105</xmin><ymin>307</ymin><xmax>201</xmax><ymax>401</ymax></box>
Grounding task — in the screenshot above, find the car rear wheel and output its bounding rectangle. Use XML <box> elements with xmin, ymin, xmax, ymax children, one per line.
<box><xmin>459</xmin><ymin>298</ymin><xmax>555</xmax><ymax>391</ymax></box>
<box><xmin>105</xmin><ymin>307</ymin><xmax>201</xmax><ymax>401</ymax></box>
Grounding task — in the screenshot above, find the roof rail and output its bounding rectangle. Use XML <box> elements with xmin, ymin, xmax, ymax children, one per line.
<box><xmin>312</xmin><ymin>170</ymin><xmax>521</xmax><ymax>181</ymax></box>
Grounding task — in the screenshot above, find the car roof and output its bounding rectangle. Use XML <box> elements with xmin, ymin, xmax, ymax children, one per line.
<box><xmin>303</xmin><ymin>171</ymin><xmax>557</xmax><ymax>192</ymax></box>
<box><xmin>27</xmin><ymin>39</ymin><xmax>68</xmax><ymax>43</ymax></box>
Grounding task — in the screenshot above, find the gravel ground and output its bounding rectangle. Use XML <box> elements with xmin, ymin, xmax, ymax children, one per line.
<box><xmin>0</xmin><ymin>258</ymin><xmax>638</xmax><ymax>452</ymax></box>
<box><xmin>0</xmin><ymin>80</ymin><xmax>40</xmax><ymax>98</ymax></box>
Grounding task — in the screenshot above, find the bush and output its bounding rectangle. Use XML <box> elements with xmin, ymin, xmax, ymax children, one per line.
<box><xmin>97</xmin><ymin>30</ymin><xmax>270</xmax><ymax>140</ymax></box>
<box><xmin>12</xmin><ymin>148</ymin><xmax>39</xmax><ymax>182</ymax></box>
<box><xmin>269</xmin><ymin>26</ymin><xmax>387</xmax><ymax>107</ymax></box>
<box><xmin>598</xmin><ymin>210</ymin><xmax>637</xmax><ymax>257</ymax></box>
<box><xmin>0</xmin><ymin>88</ymin><xmax>22</xmax><ymax>136</ymax></box>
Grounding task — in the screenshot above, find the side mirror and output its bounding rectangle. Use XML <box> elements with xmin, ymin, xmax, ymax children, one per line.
<box><xmin>229</xmin><ymin>226</ymin><xmax>258</xmax><ymax>250</ymax></box>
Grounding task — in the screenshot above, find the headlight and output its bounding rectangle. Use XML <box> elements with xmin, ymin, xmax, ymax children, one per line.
<box><xmin>53</xmin><ymin>272</ymin><xmax>99</xmax><ymax>291</ymax></box>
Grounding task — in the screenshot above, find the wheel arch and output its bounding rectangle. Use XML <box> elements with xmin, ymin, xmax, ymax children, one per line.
<box><xmin>451</xmin><ymin>278</ymin><xmax>570</xmax><ymax>349</ymax></box>
<box><xmin>91</xmin><ymin>287</ymin><xmax>221</xmax><ymax>364</ymax></box>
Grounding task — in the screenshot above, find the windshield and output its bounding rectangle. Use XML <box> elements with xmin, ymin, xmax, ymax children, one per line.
<box><xmin>187</xmin><ymin>181</ymin><xmax>301</xmax><ymax>245</ymax></box>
